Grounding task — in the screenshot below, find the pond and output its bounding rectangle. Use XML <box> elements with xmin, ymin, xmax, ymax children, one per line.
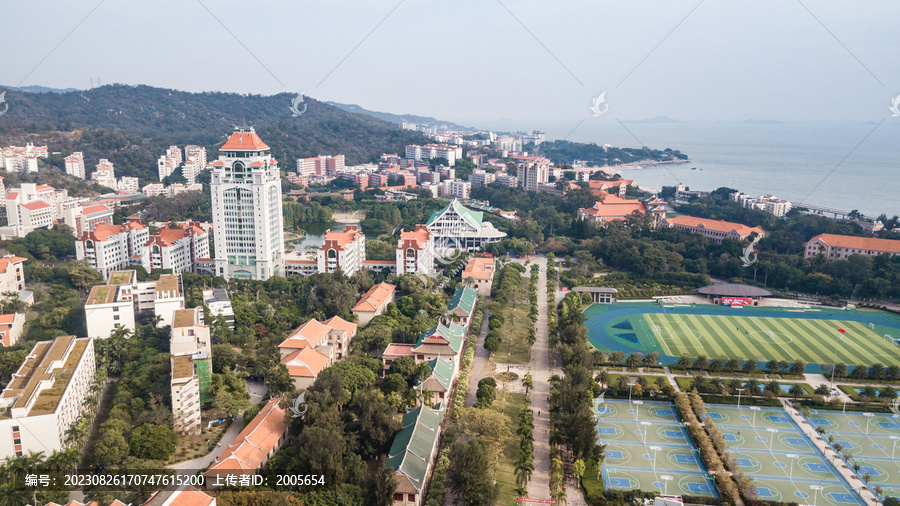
<box><xmin>286</xmin><ymin>221</ymin><xmax>364</xmax><ymax>255</ymax></box>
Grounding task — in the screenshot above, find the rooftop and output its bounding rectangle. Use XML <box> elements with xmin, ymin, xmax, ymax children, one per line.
<box><xmin>173</xmin><ymin>308</ymin><xmax>199</xmax><ymax>328</ymax></box>
<box><xmin>384</xmin><ymin>405</ymin><xmax>444</xmax><ymax>493</ymax></box>
<box><xmin>108</xmin><ymin>270</ymin><xmax>135</xmax><ymax>286</ymax></box>
<box><xmin>1</xmin><ymin>336</ymin><xmax>90</xmax><ymax>418</ymax></box>
<box><xmin>666</xmin><ymin>215</ymin><xmax>765</xmax><ymax>236</ymax></box>
<box><xmin>220</xmin><ymin>127</ymin><xmax>270</xmax><ymax>152</ymax></box>
<box><xmin>156</xmin><ymin>275</ymin><xmax>181</xmax><ymax>298</ymax></box>
<box><xmin>462</xmin><ymin>257</ymin><xmax>495</xmax><ymax>281</ymax></box>
<box><xmin>426</xmin><ymin>199</ymin><xmax>483</xmax><ymax>230</ymax></box>
<box><xmin>86</xmin><ymin>285</ymin><xmax>118</xmax><ymax>306</ymax></box>
<box><xmin>696</xmin><ymin>283</ymin><xmax>772</xmax><ymax>297</ymax></box>
<box><xmin>352</xmin><ymin>283</ymin><xmax>396</xmax><ymax>313</ymax></box>
<box><xmin>808</xmin><ymin>233</ymin><xmax>900</xmax><ymax>254</ymax></box>
<box><xmin>171</xmin><ymin>355</ymin><xmax>195</xmax><ymax>380</ymax></box>
<box><xmin>205</xmin><ymin>398</ymin><xmax>287</xmax><ymax>477</ymax></box>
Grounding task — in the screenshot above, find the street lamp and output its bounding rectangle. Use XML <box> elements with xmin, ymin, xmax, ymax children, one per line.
<box><xmin>641</xmin><ymin>421</ymin><xmax>651</xmax><ymax>445</ymax></box>
<box><xmin>864</xmin><ymin>413</ymin><xmax>875</xmax><ymax>436</ymax></box>
<box><xmin>750</xmin><ymin>406</ymin><xmax>761</xmax><ymax>428</ymax></box>
<box><xmin>786</xmin><ymin>453</ymin><xmax>799</xmax><ymax>480</ymax></box>
<box><xmin>736</xmin><ymin>388</ymin><xmax>745</xmax><ymax>409</ymax></box>
<box><xmin>649</xmin><ymin>445</ymin><xmax>661</xmax><ymax>473</ymax></box>
<box><xmin>843</xmin><ymin>398</ymin><xmax>848</xmax><ymax>414</ymax></box>
<box><xmin>661</xmin><ymin>475</ymin><xmax>673</xmax><ymax>496</ymax></box>
<box><xmin>767</xmin><ymin>428</ymin><xmax>778</xmax><ymax>451</ymax></box>
<box><xmin>890</xmin><ymin>436</ymin><xmax>900</xmax><ymax>460</ymax></box>
<box><xmin>627</xmin><ymin>378</ymin><xmax>637</xmax><ymax>403</ymax></box>
<box><xmin>633</xmin><ymin>400</ymin><xmax>644</xmax><ymax>423</ymax></box>
<box><xmin>810</xmin><ymin>485</ymin><xmax>823</xmax><ymax>506</ymax></box>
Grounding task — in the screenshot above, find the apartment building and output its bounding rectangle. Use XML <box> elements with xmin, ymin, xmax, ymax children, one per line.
<box><xmin>142</xmin><ymin>222</ymin><xmax>211</xmax><ymax>274</ymax></box>
<box><xmin>352</xmin><ymin>282</ymin><xmax>396</xmax><ymax>326</ymax></box>
<box><xmin>90</xmin><ymin>159</ymin><xmax>117</xmax><ymax>190</ymax></box>
<box><xmin>804</xmin><ymin>234</ymin><xmax>900</xmax><ymax>261</ymax></box>
<box><xmin>137</xmin><ymin>274</ymin><xmax>184</xmax><ymax>327</ymax></box>
<box><xmin>404</xmin><ymin>144</ymin><xmax>462</xmax><ymax>166</ymax></box>
<box><xmin>203</xmin><ymin>288</ymin><xmax>235</xmax><ymax>329</ymax></box>
<box><xmin>158</xmin><ymin>146</ymin><xmax>183</xmax><ymax>181</ymax></box>
<box><xmin>210</xmin><ymin>127</ymin><xmax>285</xmax><ymax>280</ymax></box>
<box><xmin>64</xmin><ymin>152</ymin><xmax>86</xmax><ymax>179</ymax></box>
<box><xmin>84</xmin><ymin>282</ymin><xmax>137</xmax><ymax>339</ymax></box>
<box><xmin>182</xmin><ymin>145</ymin><xmax>208</xmax><ymax>184</ymax></box>
<box><xmin>65</xmin><ymin>204</ymin><xmax>114</xmax><ymax>237</ymax></box>
<box><xmin>0</xmin><ymin>256</ymin><xmax>27</xmax><ymax>294</ymax></box>
<box><xmin>0</xmin><ymin>336</ymin><xmax>96</xmax><ymax>460</ymax></box>
<box><xmin>0</xmin><ymin>143</ymin><xmax>47</xmax><ymax>173</ymax></box>
<box><xmin>468</xmin><ymin>169</ymin><xmax>496</xmax><ymax>187</ymax></box>
<box><xmin>118</xmin><ymin>177</ymin><xmax>140</xmax><ymax>194</ymax></box>
<box><xmin>75</xmin><ymin>219</ymin><xmax>149</xmax><ymax>279</ymax></box>
<box><xmin>278</xmin><ymin>316</ymin><xmax>357</xmax><ymax>388</ymax></box>
<box><xmin>296</xmin><ymin>155</ymin><xmax>345</xmax><ymax>177</ymax></box>
<box><xmin>516</xmin><ymin>157</ymin><xmax>550</xmax><ymax>191</ymax></box>
<box><xmin>0</xmin><ymin>313</ymin><xmax>25</xmax><ymax>347</ymax></box>
<box><xmin>317</xmin><ymin>225</ymin><xmax>366</xmax><ymax>276</ymax></box>
<box><xmin>730</xmin><ymin>192</ymin><xmax>793</xmax><ymax>217</ymax></box>
<box><xmin>396</xmin><ymin>225</ymin><xmax>435</xmax><ymax>276</ymax></box>
<box><xmin>171</xmin><ymin>355</ymin><xmax>201</xmax><ymax>435</ymax></box>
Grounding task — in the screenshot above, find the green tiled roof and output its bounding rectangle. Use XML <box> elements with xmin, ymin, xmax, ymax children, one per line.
<box><xmin>414</xmin><ymin>323</ymin><xmax>466</xmax><ymax>354</ymax></box>
<box><xmin>384</xmin><ymin>404</ymin><xmax>444</xmax><ymax>492</ymax></box>
<box><xmin>425</xmin><ymin>199</ymin><xmax>483</xmax><ymax>230</ymax></box>
<box><xmin>419</xmin><ymin>357</ymin><xmax>454</xmax><ymax>391</ymax></box>
<box><xmin>447</xmin><ymin>287</ymin><xmax>477</xmax><ymax>316</ymax></box>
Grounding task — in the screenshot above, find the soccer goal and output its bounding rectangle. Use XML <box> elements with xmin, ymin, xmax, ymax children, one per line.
<box><xmin>870</xmin><ymin>323</ymin><xmax>876</xmax><ymax>330</ymax></box>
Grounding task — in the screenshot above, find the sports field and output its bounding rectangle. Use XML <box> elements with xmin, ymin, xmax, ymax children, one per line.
<box><xmin>596</xmin><ymin>400</ymin><xmax>720</xmax><ymax>498</ymax></box>
<box><xmin>804</xmin><ymin>410</ymin><xmax>900</xmax><ymax>499</ymax></box>
<box><xmin>584</xmin><ymin>303</ymin><xmax>900</xmax><ymax>370</ymax></box>
<box><xmin>703</xmin><ymin>405</ymin><xmax>865</xmax><ymax>506</ymax></box>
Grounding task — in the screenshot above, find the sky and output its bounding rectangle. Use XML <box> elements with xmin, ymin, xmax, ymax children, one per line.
<box><xmin>3</xmin><ymin>0</ymin><xmax>899</xmax><ymax>132</ymax></box>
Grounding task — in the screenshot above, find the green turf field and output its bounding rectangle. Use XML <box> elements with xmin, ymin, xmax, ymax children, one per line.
<box><xmin>586</xmin><ymin>304</ymin><xmax>900</xmax><ymax>369</ymax></box>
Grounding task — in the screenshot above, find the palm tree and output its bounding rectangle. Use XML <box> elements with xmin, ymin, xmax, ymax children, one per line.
<box><xmin>788</xmin><ymin>384</ymin><xmax>805</xmax><ymax>399</ymax></box>
<box><xmin>869</xmin><ymin>363</ymin><xmax>886</xmax><ymax>381</ymax></box>
<box><xmin>744</xmin><ymin>359</ymin><xmax>759</xmax><ymax>375</ymax></box>
<box><xmin>861</xmin><ymin>386</ymin><xmax>878</xmax><ymax>407</ymax></box>
<box><xmin>880</xmin><ymin>386</ymin><xmax>897</xmax><ymax>401</ymax></box>
<box><xmin>515</xmin><ymin>453</ymin><xmax>535</xmax><ymax>487</ymax></box>
<box><xmin>609</xmin><ymin>351</ymin><xmax>625</xmax><ymax>365</ymax></box>
<box><xmin>814</xmin><ymin>384</ymin><xmax>831</xmax><ymax>397</ymax></box>
<box><xmin>615</xmin><ymin>375</ymin><xmax>631</xmax><ymax>392</ymax></box>
<box><xmin>887</xmin><ymin>365</ymin><xmax>900</xmax><ymax>381</ymax></box>
<box><xmin>728</xmin><ymin>378</ymin><xmax>743</xmax><ymax>392</ymax></box>
<box><xmin>522</xmin><ymin>373</ymin><xmax>534</xmax><ymax>396</ymax></box>
<box><xmin>642</xmin><ymin>352</ymin><xmax>660</xmax><ymax>368</ymax></box>
<box><xmin>693</xmin><ymin>355</ymin><xmax>709</xmax><ymax>371</ymax></box>
<box><xmin>710</xmin><ymin>378</ymin><xmax>725</xmax><ymax>395</ymax></box>
<box><xmin>597</xmin><ymin>370</ymin><xmax>610</xmax><ymax>388</ymax></box>
<box><xmin>766</xmin><ymin>380</ymin><xmax>782</xmax><ymax>395</ymax></box>
<box><xmin>676</xmin><ymin>354</ymin><xmax>692</xmax><ymax>371</ymax></box>
<box><xmin>790</xmin><ymin>360</ymin><xmax>807</xmax><ymax>376</ymax></box>
<box><xmin>765</xmin><ymin>361</ymin><xmax>780</xmax><ymax>375</ymax></box>
<box><xmin>747</xmin><ymin>379</ymin><xmax>763</xmax><ymax>396</ymax></box>
<box><xmin>725</xmin><ymin>357</ymin><xmax>742</xmax><ymax>373</ymax></box>
<box><xmin>625</xmin><ymin>352</ymin><xmax>643</xmax><ymax>369</ymax></box>
<box><xmin>690</xmin><ymin>375</ymin><xmax>709</xmax><ymax>393</ymax></box>
<box><xmin>709</xmin><ymin>356</ymin><xmax>726</xmax><ymax>373</ymax></box>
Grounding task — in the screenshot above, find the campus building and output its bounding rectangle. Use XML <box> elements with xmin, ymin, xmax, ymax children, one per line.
<box><xmin>661</xmin><ymin>215</ymin><xmax>765</xmax><ymax>243</ymax></box>
<box><xmin>352</xmin><ymin>282</ymin><xmax>396</xmax><ymax>326</ymax></box>
<box><xmin>278</xmin><ymin>317</ymin><xmax>357</xmax><ymax>388</ymax></box>
<box><xmin>203</xmin><ymin>288</ymin><xmax>235</xmax><ymax>329</ymax></box>
<box><xmin>64</xmin><ymin>152</ymin><xmax>86</xmax><ymax>179</ymax></box>
<box><xmin>0</xmin><ymin>336</ymin><xmax>96</xmax><ymax>460</ymax></box>
<box><xmin>804</xmin><ymin>234</ymin><xmax>900</xmax><ymax>261</ymax></box>
<box><xmin>205</xmin><ymin>398</ymin><xmax>288</xmax><ymax>484</ymax></box>
<box><xmin>142</xmin><ymin>222</ymin><xmax>211</xmax><ymax>275</ymax></box>
<box><xmin>385</xmin><ymin>405</ymin><xmax>445</xmax><ymax>506</ymax></box>
<box><xmin>461</xmin><ymin>256</ymin><xmax>495</xmax><ymax>297</ymax></box>
<box><xmin>75</xmin><ymin>219</ymin><xmax>149</xmax><ymax>279</ymax></box>
<box><xmin>210</xmin><ymin>127</ymin><xmax>285</xmax><ymax>280</ymax></box>
<box><xmin>425</xmin><ymin>199</ymin><xmax>506</xmax><ymax>253</ymax></box>
<box><xmin>396</xmin><ymin>225</ymin><xmax>435</xmax><ymax>276</ymax></box>
<box><xmin>317</xmin><ymin>225</ymin><xmax>366</xmax><ymax>276</ymax></box>
<box><xmin>0</xmin><ymin>313</ymin><xmax>25</xmax><ymax>347</ymax></box>
<box><xmin>171</xmin><ymin>355</ymin><xmax>201</xmax><ymax>435</ymax></box>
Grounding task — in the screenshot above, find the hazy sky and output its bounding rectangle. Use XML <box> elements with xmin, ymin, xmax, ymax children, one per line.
<box><xmin>4</xmin><ymin>0</ymin><xmax>899</xmax><ymax>129</ymax></box>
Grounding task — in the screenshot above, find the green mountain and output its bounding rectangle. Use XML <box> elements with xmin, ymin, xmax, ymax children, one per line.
<box><xmin>326</xmin><ymin>101</ymin><xmax>472</xmax><ymax>130</ymax></box>
<box><xmin>0</xmin><ymin>84</ymin><xmax>430</xmax><ymax>183</ymax></box>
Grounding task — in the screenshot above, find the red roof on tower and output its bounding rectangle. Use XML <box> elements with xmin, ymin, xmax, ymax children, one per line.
<box><xmin>221</xmin><ymin>127</ymin><xmax>270</xmax><ymax>151</ymax></box>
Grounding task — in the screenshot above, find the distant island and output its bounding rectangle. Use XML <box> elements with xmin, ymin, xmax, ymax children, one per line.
<box><xmin>532</xmin><ymin>139</ymin><xmax>688</xmax><ymax>166</ymax></box>
<box><xmin>742</xmin><ymin>119</ymin><xmax>786</xmax><ymax>124</ymax></box>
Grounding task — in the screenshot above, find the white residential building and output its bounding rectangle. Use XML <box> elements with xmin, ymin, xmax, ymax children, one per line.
<box><xmin>118</xmin><ymin>176</ymin><xmax>140</xmax><ymax>194</ymax></box>
<box><xmin>296</xmin><ymin>155</ymin><xmax>345</xmax><ymax>177</ymax></box>
<box><xmin>64</xmin><ymin>152</ymin><xmax>86</xmax><ymax>179</ymax></box>
<box><xmin>425</xmin><ymin>199</ymin><xmax>506</xmax><ymax>252</ymax></box>
<box><xmin>396</xmin><ymin>225</ymin><xmax>435</xmax><ymax>276</ymax></box>
<box><xmin>0</xmin><ymin>336</ymin><xmax>96</xmax><ymax>460</ymax></box>
<box><xmin>75</xmin><ymin>219</ymin><xmax>149</xmax><ymax>278</ymax></box>
<box><xmin>441</xmin><ymin>179</ymin><xmax>471</xmax><ymax>199</ymax></box>
<box><xmin>171</xmin><ymin>307</ymin><xmax>211</xmax><ymax>358</ymax></box>
<box><xmin>142</xmin><ymin>222</ymin><xmax>211</xmax><ymax>274</ymax></box>
<box><xmin>171</xmin><ymin>355</ymin><xmax>201</xmax><ymax>435</ymax></box>
<box><xmin>317</xmin><ymin>225</ymin><xmax>365</xmax><ymax>276</ymax></box>
<box><xmin>90</xmin><ymin>159</ymin><xmax>117</xmax><ymax>190</ymax></box>
<box><xmin>4</xmin><ymin>183</ymin><xmax>68</xmax><ymax>236</ymax></box>
<box><xmin>210</xmin><ymin>127</ymin><xmax>285</xmax><ymax>280</ymax></box>
<box><xmin>63</xmin><ymin>203</ymin><xmax>114</xmax><ymax>236</ymax></box>
<box><xmin>0</xmin><ymin>256</ymin><xmax>27</xmax><ymax>295</ymax></box>
<box><xmin>84</xmin><ymin>282</ymin><xmax>136</xmax><ymax>339</ymax></box>
<box><xmin>170</xmin><ymin>307</ymin><xmax>212</xmax><ymax>432</ymax></box>
<box><xmin>135</xmin><ymin>274</ymin><xmax>185</xmax><ymax>327</ymax></box>
<box><xmin>405</xmin><ymin>144</ymin><xmax>462</xmax><ymax>166</ymax></box>
<box><xmin>0</xmin><ymin>143</ymin><xmax>47</xmax><ymax>173</ymax></box>
<box><xmin>730</xmin><ymin>192</ymin><xmax>793</xmax><ymax>217</ymax></box>
<box><xmin>516</xmin><ymin>157</ymin><xmax>550</xmax><ymax>191</ymax></box>
<box><xmin>182</xmin><ymin>145</ymin><xmax>208</xmax><ymax>184</ymax></box>
<box><xmin>158</xmin><ymin>146</ymin><xmax>183</xmax><ymax>181</ymax></box>
<box><xmin>468</xmin><ymin>169</ymin><xmax>496</xmax><ymax>187</ymax></box>
<box><xmin>203</xmin><ymin>288</ymin><xmax>235</xmax><ymax>329</ymax></box>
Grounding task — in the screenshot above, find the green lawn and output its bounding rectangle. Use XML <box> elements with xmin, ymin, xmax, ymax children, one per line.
<box><xmin>645</xmin><ymin>313</ymin><xmax>900</xmax><ymax>367</ymax></box>
<box><xmin>492</xmin><ymin>277</ymin><xmax>534</xmax><ymax>365</ymax></box>
<box><xmin>492</xmin><ymin>391</ymin><xmax>529</xmax><ymax>503</ymax></box>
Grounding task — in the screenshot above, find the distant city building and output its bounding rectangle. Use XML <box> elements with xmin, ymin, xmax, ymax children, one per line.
<box><xmin>64</xmin><ymin>152</ymin><xmax>86</xmax><ymax>179</ymax></box>
<box><xmin>211</xmin><ymin>127</ymin><xmax>285</xmax><ymax>280</ymax></box>
<box><xmin>396</xmin><ymin>225</ymin><xmax>435</xmax><ymax>276</ymax></box>
<box><xmin>0</xmin><ymin>336</ymin><xmax>96</xmax><ymax>460</ymax></box>
<box><xmin>203</xmin><ymin>288</ymin><xmax>235</xmax><ymax>329</ymax></box>
<box><xmin>661</xmin><ymin>215</ymin><xmax>765</xmax><ymax>243</ymax></box>
<box><xmin>425</xmin><ymin>199</ymin><xmax>506</xmax><ymax>252</ymax></box>
<box><xmin>182</xmin><ymin>145</ymin><xmax>208</xmax><ymax>184</ymax></box>
<box><xmin>142</xmin><ymin>182</ymin><xmax>203</xmax><ymax>198</ymax></box>
<box><xmin>516</xmin><ymin>156</ymin><xmax>550</xmax><ymax>191</ymax></box>
<box><xmin>0</xmin><ymin>143</ymin><xmax>47</xmax><ymax>173</ymax></box>
<box><xmin>586</xmin><ymin>179</ymin><xmax>635</xmax><ymax>197</ymax></box>
<box><xmin>440</xmin><ymin>179</ymin><xmax>471</xmax><ymax>199</ymax></box>
<box><xmin>578</xmin><ymin>195</ymin><xmax>649</xmax><ymax>224</ymax></box>
<box><xmin>405</xmin><ymin>144</ymin><xmax>462</xmax><ymax>166</ymax></box>
<box><xmin>494</xmin><ymin>173</ymin><xmax>518</xmax><ymax>188</ymax></box>
<box><xmin>296</xmin><ymin>154</ymin><xmax>345</xmax><ymax>177</ymax></box>
<box><xmin>118</xmin><ymin>176</ymin><xmax>140</xmax><ymax>194</ymax></box>
<box><xmin>804</xmin><ymin>234</ymin><xmax>900</xmax><ymax>261</ymax></box>
<box><xmin>158</xmin><ymin>146</ymin><xmax>183</xmax><ymax>182</ymax></box>
<box><xmin>468</xmin><ymin>169</ymin><xmax>496</xmax><ymax>187</ymax></box>
<box><xmin>352</xmin><ymin>282</ymin><xmax>396</xmax><ymax>326</ymax></box>
<box><xmin>730</xmin><ymin>192</ymin><xmax>793</xmax><ymax>217</ymax></box>
<box><xmin>317</xmin><ymin>225</ymin><xmax>366</xmax><ymax>276</ymax></box>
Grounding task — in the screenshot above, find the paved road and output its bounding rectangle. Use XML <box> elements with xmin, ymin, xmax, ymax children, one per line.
<box><xmin>526</xmin><ymin>255</ymin><xmax>555</xmax><ymax>501</ymax></box>
<box><xmin>464</xmin><ymin>309</ymin><xmax>494</xmax><ymax>407</ymax></box>
<box><xmin>169</xmin><ymin>380</ymin><xmax>267</xmax><ymax>475</ymax></box>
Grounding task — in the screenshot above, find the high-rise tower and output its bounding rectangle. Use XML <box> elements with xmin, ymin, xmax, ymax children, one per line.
<box><xmin>210</xmin><ymin>127</ymin><xmax>284</xmax><ymax>280</ymax></box>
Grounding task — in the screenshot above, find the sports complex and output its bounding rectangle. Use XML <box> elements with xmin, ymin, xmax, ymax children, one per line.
<box><xmin>583</xmin><ymin>299</ymin><xmax>900</xmax><ymax>371</ymax></box>
<box><xmin>597</xmin><ymin>401</ymin><xmax>871</xmax><ymax>505</ymax></box>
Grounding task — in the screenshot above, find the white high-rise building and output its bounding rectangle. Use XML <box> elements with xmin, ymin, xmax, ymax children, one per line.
<box><xmin>64</xmin><ymin>152</ymin><xmax>86</xmax><ymax>179</ymax></box>
<box><xmin>210</xmin><ymin>127</ymin><xmax>285</xmax><ymax>280</ymax></box>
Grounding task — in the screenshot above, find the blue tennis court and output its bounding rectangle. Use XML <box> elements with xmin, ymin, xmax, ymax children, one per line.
<box><xmin>609</xmin><ymin>478</ymin><xmax>632</xmax><ymax>487</ymax></box>
<box><xmin>687</xmin><ymin>483</ymin><xmax>712</xmax><ymax>493</ymax></box>
<box><xmin>674</xmin><ymin>454</ymin><xmax>696</xmax><ymax>463</ymax></box>
<box><xmin>723</xmin><ymin>434</ymin><xmax>738</xmax><ymax>441</ymax></box>
<box><xmin>756</xmin><ymin>487</ymin><xmax>775</xmax><ymax>498</ymax></box>
<box><xmin>606</xmin><ymin>451</ymin><xmax>624</xmax><ymax>459</ymax></box>
<box><xmin>598</xmin><ymin>427</ymin><xmax>618</xmax><ymax>435</ymax></box>
<box><xmin>810</xmin><ymin>418</ymin><xmax>834</xmax><ymax>426</ymax></box>
<box><xmin>706</xmin><ymin>412</ymin><xmax>723</xmax><ymax>420</ymax></box>
<box><xmin>664</xmin><ymin>430</ymin><xmax>685</xmax><ymax>439</ymax></box>
<box><xmin>856</xmin><ymin>466</ymin><xmax>881</xmax><ymax>476</ymax></box>
<box><xmin>877</xmin><ymin>421</ymin><xmax>900</xmax><ymax>430</ymax></box>
<box><xmin>735</xmin><ymin>458</ymin><xmax>754</xmax><ymax>467</ymax></box>
<box><xmin>767</xmin><ymin>415</ymin><xmax>790</xmax><ymax>423</ymax></box>
<box><xmin>654</xmin><ymin>409</ymin><xmax>674</xmax><ymax>417</ymax></box>
<box><xmin>785</xmin><ymin>437</ymin><xmax>809</xmax><ymax>447</ymax></box>
<box><xmin>830</xmin><ymin>493</ymin><xmax>860</xmax><ymax>504</ymax></box>
<box><xmin>806</xmin><ymin>463</ymin><xmax>831</xmax><ymax>473</ymax></box>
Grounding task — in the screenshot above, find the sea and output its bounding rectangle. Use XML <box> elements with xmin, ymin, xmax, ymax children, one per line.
<box><xmin>481</xmin><ymin>120</ymin><xmax>900</xmax><ymax>218</ymax></box>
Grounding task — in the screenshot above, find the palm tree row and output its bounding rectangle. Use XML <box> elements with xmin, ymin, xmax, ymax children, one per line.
<box><xmin>675</xmin><ymin>354</ymin><xmax>808</xmax><ymax>376</ymax></box>
<box><xmin>513</xmin><ymin>403</ymin><xmax>535</xmax><ymax>497</ymax></box>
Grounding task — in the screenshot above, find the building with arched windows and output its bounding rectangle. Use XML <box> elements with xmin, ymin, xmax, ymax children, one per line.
<box><xmin>316</xmin><ymin>225</ymin><xmax>365</xmax><ymax>276</ymax></box>
<box><xmin>210</xmin><ymin>127</ymin><xmax>284</xmax><ymax>280</ymax></box>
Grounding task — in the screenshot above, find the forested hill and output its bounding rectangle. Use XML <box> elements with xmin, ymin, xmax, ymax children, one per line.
<box><xmin>0</xmin><ymin>84</ymin><xmax>430</xmax><ymax>182</ymax></box>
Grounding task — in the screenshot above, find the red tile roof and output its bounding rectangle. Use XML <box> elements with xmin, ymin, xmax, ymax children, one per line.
<box><xmin>383</xmin><ymin>343</ymin><xmax>416</xmax><ymax>358</ymax></box>
<box><xmin>580</xmin><ymin>194</ymin><xmax>647</xmax><ymax>220</ymax></box>
<box><xmin>462</xmin><ymin>257</ymin><xmax>495</xmax><ymax>282</ymax></box>
<box><xmin>20</xmin><ymin>201</ymin><xmax>51</xmax><ymax>211</ymax></box>
<box><xmin>278</xmin><ymin>318</ymin><xmax>330</xmax><ymax>350</ymax></box>
<box><xmin>205</xmin><ymin>399</ymin><xmax>286</xmax><ymax>478</ymax></box>
<box><xmin>142</xmin><ymin>486</ymin><xmax>215</xmax><ymax>506</ymax></box>
<box><xmin>323</xmin><ymin>315</ymin><xmax>358</xmax><ymax>336</ymax></box>
<box><xmin>221</xmin><ymin>129</ymin><xmax>270</xmax><ymax>151</ymax></box>
<box><xmin>321</xmin><ymin>225</ymin><xmax>364</xmax><ymax>250</ymax></box>
<box><xmin>666</xmin><ymin>215</ymin><xmax>765</xmax><ymax>236</ymax></box>
<box><xmin>280</xmin><ymin>347</ymin><xmax>331</xmax><ymax>377</ymax></box>
<box><xmin>807</xmin><ymin>234</ymin><xmax>900</xmax><ymax>254</ymax></box>
<box><xmin>0</xmin><ymin>256</ymin><xmax>26</xmax><ymax>273</ymax></box>
<box><xmin>398</xmin><ymin>225</ymin><xmax>431</xmax><ymax>251</ymax></box>
<box><xmin>80</xmin><ymin>204</ymin><xmax>111</xmax><ymax>215</ymax></box>
<box><xmin>352</xmin><ymin>283</ymin><xmax>396</xmax><ymax>313</ymax></box>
